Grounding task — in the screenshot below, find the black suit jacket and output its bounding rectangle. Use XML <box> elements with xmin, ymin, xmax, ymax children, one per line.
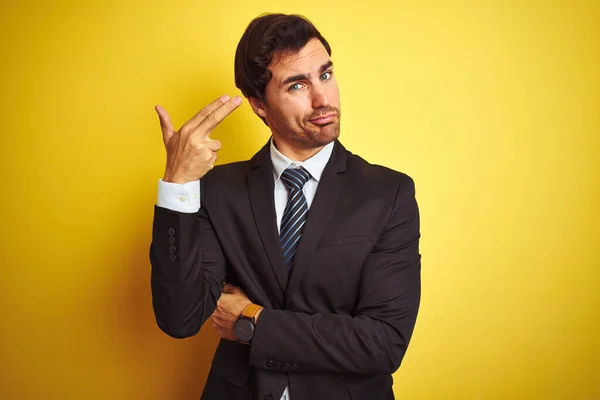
<box><xmin>150</xmin><ymin>140</ymin><xmax>421</xmax><ymax>400</ymax></box>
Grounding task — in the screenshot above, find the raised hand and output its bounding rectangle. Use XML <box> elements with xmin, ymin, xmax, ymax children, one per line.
<box><xmin>155</xmin><ymin>94</ymin><xmax>242</xmax><ymax>184</ymax></box>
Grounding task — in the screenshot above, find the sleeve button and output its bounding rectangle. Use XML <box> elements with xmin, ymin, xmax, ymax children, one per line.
<box><xmin>168</xmin><ymin>236</ymin><xmax>176</xmax><ymax>244</ymax></box>
<box><xmin>168</xmin><ymin>245</ymin><xmax>176</xmax><ymax>254</ymax></box>
<box><xmin>179</xmin><ymin>195</ymin><xmax>187</xmax><ymax>202</ymax></box>
<box><xmin>265</xmin><ymin>360</ymin><xmax>273</xmax><ymax>368</ymax></box>
<box><xmin>168</xmin><ymin>227</ymin><xmax>175</xmax><ymax>236</ymax></box>
<box><xmin>168</xmin><ymin>254</ymin><xmax>177</xmax><ymax>262</ymax></box>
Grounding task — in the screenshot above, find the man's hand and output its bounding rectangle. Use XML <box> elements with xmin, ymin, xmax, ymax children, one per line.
<box><xmin>156</xmin><ymin>94</ymin><xmax>243</xmax><ymax>184</ymax></box>
<box><xmin>211</xmin><ymin>283</ymin><xmax>252</xmax><ymax>341</ymax></box>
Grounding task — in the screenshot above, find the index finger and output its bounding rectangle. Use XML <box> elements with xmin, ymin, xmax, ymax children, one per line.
<box><xmin>182</xmin><ymin>94</ymin><xmax>230</xmax><ymax>133</ymax></box>
<box><xmin>199</xmin><ymin>96</ymin><xmax>243</xmax><ymax>133</ymax></box>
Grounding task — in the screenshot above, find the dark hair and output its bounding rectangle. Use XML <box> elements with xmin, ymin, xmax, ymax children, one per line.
<box><xmin>234</xmin><ymin>13</ymin><xmax>331</xmax><ymax>125</ymax></box>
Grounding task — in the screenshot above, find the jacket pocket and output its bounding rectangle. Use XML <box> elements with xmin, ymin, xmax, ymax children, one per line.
<box><xmin>316</xmin><ymin>235</ymin><xmax>371</xmax><ymax>250</ymax></box>
<box><xmin>211</xmin><ymin>339</ymin><xmax>251</xmax><ymax>387</ymax></box>
<box><xmin>348</xmin><ymin>374</ymin><xmax>393</xmax><ymax>400</ymax></box>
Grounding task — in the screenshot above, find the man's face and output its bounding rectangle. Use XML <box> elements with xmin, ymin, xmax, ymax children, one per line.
<box><xmin>258</xmin><ymin>38</ymin><xmax>341</xmax><ymax>149</ymax></box>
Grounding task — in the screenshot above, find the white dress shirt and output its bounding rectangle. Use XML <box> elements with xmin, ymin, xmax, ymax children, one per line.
<box><xmin>156</xmin><ymin>138</ymin><xmax>335</xmax><ymax>400</ymax></box>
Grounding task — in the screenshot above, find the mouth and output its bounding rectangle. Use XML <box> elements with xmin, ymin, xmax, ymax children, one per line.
<box><xmin>309</xmin><ymin>114</ymin><xmax>337</xmax><ymax>124</ymax></box>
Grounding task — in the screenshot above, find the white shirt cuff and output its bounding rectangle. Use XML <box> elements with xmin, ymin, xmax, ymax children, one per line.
<box><xmin>157</xmin><ymin>178</ymin><xmax>201</xmax><ymax>213</ymax></box>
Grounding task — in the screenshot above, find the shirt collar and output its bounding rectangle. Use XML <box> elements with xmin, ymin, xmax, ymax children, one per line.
<box><xmin>270</xmin><ymin>137</ymin><xmax>335</xmax><ymax>184</ymax></box>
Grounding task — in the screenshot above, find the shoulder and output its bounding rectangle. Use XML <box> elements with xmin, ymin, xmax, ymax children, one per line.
<box><xmin>341</xmin><ymin>148</ymin><xmax>419</xmax><ymax>229</ymax></box>
<box><xmin>200</xmin><ymin>159</ymin><xmax>252</xmax><ymax>191</ymax></box>
<box><xmin>202</xmin><ymin>140</ymin><xmax>270</xmax><ymax>186</ymax></box>
<box><xmin>343</xmin><ymin>148</ymin><xmax>416</xmax><ymax>194</ymax></box>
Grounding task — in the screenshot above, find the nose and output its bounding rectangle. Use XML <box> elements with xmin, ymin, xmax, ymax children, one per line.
<box><xmin>311</xmin><ymin>83</ymin><xmax>330</xmax><ymax>109</ymax></box>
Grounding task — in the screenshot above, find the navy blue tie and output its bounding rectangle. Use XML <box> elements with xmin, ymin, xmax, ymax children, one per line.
<box><xmin>280</xmin><ymin>167</ymin><xmax>311</xmax><ymax>270</ymax></box>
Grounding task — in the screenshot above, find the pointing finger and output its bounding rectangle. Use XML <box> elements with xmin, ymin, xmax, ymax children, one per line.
<box><xmin>198</xmin><ymin>96</ymin><xmax>242</xmax><ymax>134</ymax></box>
<box><xmin>182</xmin><ymin>94</ymin><xmax>231</xmax><ymax>134</ymax></box>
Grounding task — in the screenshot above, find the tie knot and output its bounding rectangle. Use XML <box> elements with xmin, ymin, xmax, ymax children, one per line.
<box><xmin>281</xmin><ymin>167</ymin><xmax>311</xmax><ymax>191</ymax></box>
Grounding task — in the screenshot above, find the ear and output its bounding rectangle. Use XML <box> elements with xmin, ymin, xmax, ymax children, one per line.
<box><xmin>248</xmin><ymin>97</ymin><xmax>267</xmax><ymax>118</ymax></box>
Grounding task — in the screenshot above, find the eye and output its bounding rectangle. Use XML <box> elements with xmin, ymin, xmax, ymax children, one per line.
<box><xmin>320</xmin><ymin>71</ymin><xmax>332</xmax><ymax>81</ymax></box>
<box><xmin>288</xmin><ymin>83</ymin><xmax>303</xmax><ymax>92</ymax></box>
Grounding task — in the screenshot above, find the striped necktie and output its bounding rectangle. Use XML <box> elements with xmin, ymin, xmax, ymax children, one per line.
<box><xmin>280</xmin><ymin>167</ymin><xmax>311</xmax><ymax>270</ymax></box>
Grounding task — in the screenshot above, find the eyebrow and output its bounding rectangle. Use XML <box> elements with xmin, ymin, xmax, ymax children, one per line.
<box><xmin>280</xmin><ymin>60</ymin><xmax>334</xmax><ymax>86</ymax></box>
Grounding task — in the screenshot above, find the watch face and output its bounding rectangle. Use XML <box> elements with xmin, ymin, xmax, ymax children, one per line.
<box><xmin>234</xmin><ymin>319</ymin><xmax>254</xmax><ymax>342</ymax></box>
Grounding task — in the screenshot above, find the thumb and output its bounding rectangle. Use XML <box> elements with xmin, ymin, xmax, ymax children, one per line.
<box><xmin>155</xmin><ymin>105</ymin><xmax>175</xmax><ymax>144</ymax></box>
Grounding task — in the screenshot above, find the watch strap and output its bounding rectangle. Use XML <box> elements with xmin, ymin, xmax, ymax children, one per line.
<box><xmin>241</xmin><ymin>303</ymin><xmax>263</xmax><ymax>320</ymax></box>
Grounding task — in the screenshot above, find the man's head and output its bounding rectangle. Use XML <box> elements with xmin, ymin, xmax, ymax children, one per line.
<box><xmin>234</xmin><ymin>14</ymin><xmax>340</xmax><ymax>153</ymax></box>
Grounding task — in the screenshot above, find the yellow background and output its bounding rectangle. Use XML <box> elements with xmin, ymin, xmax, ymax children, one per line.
<box><xmin>1</xmin><ymin>0</ymin><xmax>598</xmax><ymax>399</ymax></box>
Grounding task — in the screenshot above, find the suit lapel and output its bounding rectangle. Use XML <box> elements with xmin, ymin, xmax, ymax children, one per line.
<box><xmin>285</xmin><ymin>140</ymin><xmax>349</xmax><ymax>306</ymax></box>
<box><xmin>248</xmin><ymin>141</ymin><xmax>288</xmax><ymax>298</ymax></box>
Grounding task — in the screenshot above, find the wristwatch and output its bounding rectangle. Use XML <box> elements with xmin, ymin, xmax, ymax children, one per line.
<box><xmin>234</xmin><ymin>303</ymin><xmax>263</xmax><ymax>344</ymax></box>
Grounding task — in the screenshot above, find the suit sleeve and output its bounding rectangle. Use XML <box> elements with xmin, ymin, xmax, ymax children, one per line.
<box><xmin>248</xmin><ymin>175</ymin><xmax>421</xmax><ymax>375</ymax></box>
<box><xmin>149</xmin><ymin>178</ymin><xmax>226</xmax><ymax>338</ymax></box>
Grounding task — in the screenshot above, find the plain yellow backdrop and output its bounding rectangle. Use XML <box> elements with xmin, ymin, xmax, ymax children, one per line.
<box><xmin>0</xmin><ymin>0</ymin><xmax>598</xmax><ymax>399</ymax></box>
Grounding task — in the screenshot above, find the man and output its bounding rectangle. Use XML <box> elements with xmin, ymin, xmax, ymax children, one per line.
<box><xmin>150</xmin><ymin>13</ymin><xmax>421</xmax><ymax>400</ymax></box>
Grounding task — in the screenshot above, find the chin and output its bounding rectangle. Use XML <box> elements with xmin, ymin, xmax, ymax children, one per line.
<box><xmin>308</xmin><ymin>123</ymin><xmax>340</xmax><ymax>147</ymax></box>
<box><xmin>283</xmin><ymin>123</ymin><xmax>340</xmax><ymax>149</ymax></box>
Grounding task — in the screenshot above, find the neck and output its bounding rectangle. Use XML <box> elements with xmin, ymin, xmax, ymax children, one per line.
<box><xmin>272</xmin><ymin>136</ymin><xmax>325</xmax><ymax>162</ymax></box>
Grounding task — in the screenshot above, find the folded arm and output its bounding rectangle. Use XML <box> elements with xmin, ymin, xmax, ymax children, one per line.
<box><xmin>149</xmin><ymin>179</ymin><xmax>226</xmax><ymax>338</ymax></box>
<box><xmin>249</xmin><ymin>176</ymin><xmax>421</xmax><ymax>375</ymax></box>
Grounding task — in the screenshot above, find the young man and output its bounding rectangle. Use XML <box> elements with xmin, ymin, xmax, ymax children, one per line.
<box><xmin>150</xmin><ymin>13</ymin><xmax>421</xmax><ymax>400</ymax></box>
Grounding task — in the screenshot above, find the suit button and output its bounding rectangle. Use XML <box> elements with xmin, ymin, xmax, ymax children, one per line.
<box><xmin>265</xmin><ymin>360</ymin><xmax>273</xmax><ymax>368</ymax></box>
<box><xmin>168</xmin><ymin>236</ymin><xmax>176</xmax><ymax>244</ymax></box>
<box><xmin>264</xmin><ymin>395</ymin><xmax>275</xmax><ymax>400</ymax></box>
<box><xmin>169</xmin><ymin>254</ymin><xmax>177</xmax><ymax>262</ymax></box>
<box><xmin>168</xmin><ymin>227</ymin><xmax>175</xmax><ymax>236</ymax></box>
<box><xmin>168</xmin><ymin>245</ymin><xmax>177</xmax><ymax>254</ymax></box>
